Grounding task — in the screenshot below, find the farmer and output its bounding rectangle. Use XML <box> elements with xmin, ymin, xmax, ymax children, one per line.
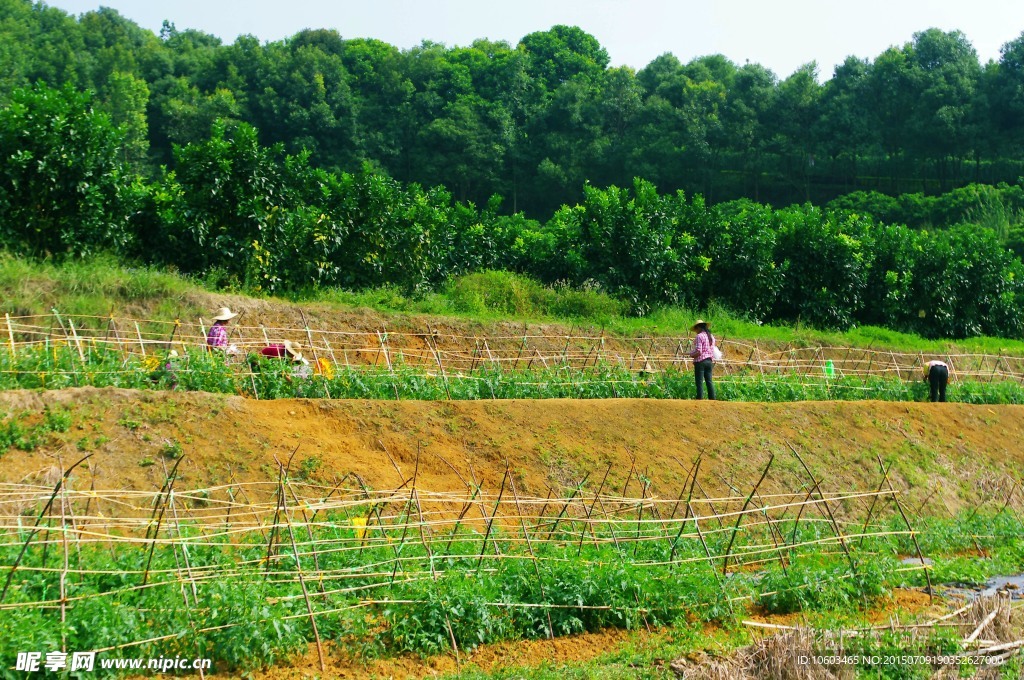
<box><xmin>206</xmin><ymin>307</ymin><xmax>239</xmax><ymax>354</ymax></box>
<box><xmin>258</xmin><ymin>340</ymin><xmax>312</xmax><ymax>378</ymax></box>
<box><xmin>923</xmin><ymin>359</ymin><xmax>949</xmax><ymax>403</ymax></box>
<box><xmin>261</xmin><ymin>340</ymin><xmax>306</xmax><ymax>363</ymax></box>
<box><xmin>689</xmin><ymin>319</ymin><xmax>718</xmax><ymax>400</ymax></box>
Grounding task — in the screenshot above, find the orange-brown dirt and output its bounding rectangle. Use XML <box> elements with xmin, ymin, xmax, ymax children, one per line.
<box><xmin>2</xmin><ymin>388</ymin><xmax>1022</xmax><ymax>516</ymax></box>
<box><xmin>275</xmin><ymin>627</ymin><xmax>646</xmax><ymax>680</ymax></box>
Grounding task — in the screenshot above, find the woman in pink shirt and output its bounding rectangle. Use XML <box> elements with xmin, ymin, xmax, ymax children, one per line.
<box><xmin>689</xmin><ymin>319</ymin><xmax>717</xmax><ymax>400</ymax></box>
<box><xmin>206</xmin><ymin>307</ymin><xmax>239</xmax><ymax>353</ymax></box>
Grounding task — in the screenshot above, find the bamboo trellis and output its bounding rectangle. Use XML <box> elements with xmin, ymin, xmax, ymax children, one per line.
<box><xmin>2</xmin><ymin>446</ymin><xmax>1020</xmax><ymax>664</ymax></box>
<box><xmin>3</xmin><ymin>312</ymin><xmax>1023</xmax><ymax>386</ymax></box>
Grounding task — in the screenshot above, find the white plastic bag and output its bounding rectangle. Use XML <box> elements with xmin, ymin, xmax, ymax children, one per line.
<box><xmin>712</xmin><ymin>346</ymin><xmax>723</xmax><ymax>362</ymax></box>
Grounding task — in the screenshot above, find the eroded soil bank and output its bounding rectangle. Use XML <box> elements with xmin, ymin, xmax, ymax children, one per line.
<box><xmin>2</xmin><ymin>388</ymin><xmax>1022</xmax><ymax>514</ymax></box>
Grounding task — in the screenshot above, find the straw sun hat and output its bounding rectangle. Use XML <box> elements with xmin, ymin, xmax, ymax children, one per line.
<box><xmin>211</xmin><ymin>307</ymin><xmax>238</xmax><ymax>322</ymax></box>
<box><xmin>691</xmin><ymin>319</ymin><xmax>711</xmax><ymax>332</ymax></box>
<box><xmin>283</xmin><ymin>340</ymin><xmax>304</xmax><ymax>362</ymax></box>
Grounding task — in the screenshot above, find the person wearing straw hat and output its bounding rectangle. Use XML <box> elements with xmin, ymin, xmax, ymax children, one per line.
<box><xmin>260</xmin><ymin>340</ymin><xmax>306</xmax><ymax>363</ymax></box>
<box><xmin>923</xmin><ymin>359</ymin><xmax>949</xmax><ymax>403</ymax></box>
<box><xmin>257</xmin><ymin>340</ymin><xmax>312</xmax><ymax>378</ymax></box>
<box><xmin>206</xmin><ymin>307</ymin><xmax>239</xmax><ymax>354</ymax></box>
<box><xmin>689</xmin><ymin>319</ymin><xmax>718</xmax><ymax>400</ymax></box>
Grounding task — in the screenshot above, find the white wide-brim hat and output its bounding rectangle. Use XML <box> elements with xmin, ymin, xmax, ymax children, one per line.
<box><xmin>212</xmin><ymin>307</ymin><xmax>238</xmax><ymax>321</ymax></box>
<box><xmin>284</xmin><ymin>340</ymin><xmax>304</xmax><ymax>362</ymax></box>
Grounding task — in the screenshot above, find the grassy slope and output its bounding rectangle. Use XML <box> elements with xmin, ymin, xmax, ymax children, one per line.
<box><xmin>3</xmin><ymin>253</ymin><xmax>1024</xmax><ymax>355</ymax></box>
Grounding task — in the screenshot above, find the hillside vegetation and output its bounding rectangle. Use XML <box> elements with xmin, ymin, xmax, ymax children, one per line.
<box><xmin>3</xmin><ymin>1</ymin><xmax>1024</xmax><ymax>212</ymax></box>
<box><xmin>2</xmin><ymin>3</ymin><xmax>1024</xmax><ymax>342</ymax></box>
<box><xmin>5</xmin><ymin>254</ymin><xmax>1024</xmax><ymax>356</ymax></box>
<box><xmin>2</xmin><ymin>88</ymin><xmax>1024</xmax><ymax>338</ymax></box>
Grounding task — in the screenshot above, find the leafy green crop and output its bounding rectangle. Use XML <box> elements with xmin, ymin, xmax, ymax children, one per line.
<box><xmin>2</xmin><ymin>344</ymin><xmax>1024</xmax><ymax>405</ymax></box>
<box><xmin>0</xmin><ymin>506</ymin><xmax>1020</xmax><ymax>676</ymax></box>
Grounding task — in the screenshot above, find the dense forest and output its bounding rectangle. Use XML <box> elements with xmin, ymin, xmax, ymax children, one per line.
<box><xmin>2</xmin><ymin>0</ymin><xmax>1024</xmax><ymax>340</ymax></box>
<box><xmin>3</xmin><ymin>0</ymin><xmax>1024</xmax><ymax>212</ymax></box>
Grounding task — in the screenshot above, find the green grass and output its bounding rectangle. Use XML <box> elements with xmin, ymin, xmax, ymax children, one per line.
<box><xmin>0</xmin><ymin>252</ymin><xmax>197</xmax><ymax>320</ymax></box>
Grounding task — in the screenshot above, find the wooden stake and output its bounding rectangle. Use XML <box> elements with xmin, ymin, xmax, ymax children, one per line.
<box><xmin>276</xmin><ymin>453</ymin><xmax>327</xmax><ymax>673</ymax></box>
<box><xmin>5</xmin><ymin>313</ymin><xmax>15</xmax><ymax>357</ymax></box>
<box><xmin>135</xmin><ymin>321</ymin><xmax>147</xmax><ymax>357</ymax></box>
<box><xmin>722</xmin><ymin>453</ymin><xmax>774</xmax><ymax>575</ymax></box>
<box><xmin>1</xmin><ymin>453</ymin><xmax>93</xmax><ymax>603</ymax></box>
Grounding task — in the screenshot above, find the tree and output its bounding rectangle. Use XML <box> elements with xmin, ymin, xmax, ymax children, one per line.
<box><xmin>101</xmin><ymin>71</ymin><xmax>150</xmax><ymax>168</ymax></box>
<box><xmin>151</xmin><ymin>121</ymin><xmax>292</xmax><ymax>283</ymax></box>
<box><xmin>904</xmin><ymin>29</ymin><xmax>981</xmax><ymax>185</ymax></box>
<box><xmin>721</xmin><ymin>63</ymin><xmax>777</xmax><ymax>201</ymax></box>
<box><xmin>770</xmin><ymin>63</ymin><xmax>822</xmax><ymax>201</ymax></box>
<box><xmin>519</xmin><ymin>25</ymin><xmax>609</xmax><ymax>90</ymax></box>
<box><xmin>772</xmin><ymin>208</ymin><xmax>868</xmax><ymax>329</ymax></box>
<box><xmin>0</xmin><ymin>83</ymin><xmax>133</xmax><ymax>257</ymax></box>
<box><xmin>816</xmin><ymin>56</ymin><xmax>876</xmax><ymax>189</ymax></box>
<box><xmin>990</xmin><ymin>33</ymin><xmax>1024</xmax><ymax>154</ymax></box>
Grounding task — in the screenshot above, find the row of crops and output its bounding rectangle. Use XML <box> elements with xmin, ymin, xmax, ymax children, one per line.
<box><xmin>2</xmin><ymin>343</ymin><xmax>1024</xmax><ymax>404</ymax></box>
<box><xmin>2</xmin><ymin>464</ymin><xmax>1024</xmax><ymax>677</ymax></box>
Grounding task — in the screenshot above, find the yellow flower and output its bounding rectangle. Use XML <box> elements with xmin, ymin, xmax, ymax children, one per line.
<box><xmin>315</xmin><ymin>358</ymin><xmax>334</xmax><ymax>380</ymax></box>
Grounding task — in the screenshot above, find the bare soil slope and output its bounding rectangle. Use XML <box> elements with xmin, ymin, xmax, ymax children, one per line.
<box><xmin>2</xmin><ymin>388</ymin><xmax>1022</xmax><ymax>512</ymax></box>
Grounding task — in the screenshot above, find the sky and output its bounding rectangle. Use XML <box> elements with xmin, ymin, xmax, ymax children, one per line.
<box><xmin>42</xmin><ymin>0</ymin><xmax>1024</xmax><ymax>80</ymax></box>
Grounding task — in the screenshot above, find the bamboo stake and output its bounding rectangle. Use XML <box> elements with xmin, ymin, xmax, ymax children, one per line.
<box><xmin>376</xmin><ymin>329</ymin><xmax>401</xmax><ymax>399</ymax></box>
<box><xmin>507</xmin><ymin>462</ymin><xmax>554</xmax><ymax>639</ymax></box>
<box><xmin>722</xmin><ymin>453</ymin><xmax>774</xmax><ymax>575</ymax></box>
<box><xmin>964</xmin><ymin>608</ymin><xmax>1001</xmax><ymax>646</ymax></box>
<box><xmin>512</xmin><ymin>327</ymin><xmax>528</xmax><ymax>371</ymax></box>
<box><xmin>275</xmin><ymin>454</ymin><xmax>326</xmax><ymax>674</ymax></box>
<box><xmin>578</xmin><ymin>463</ymin><xmax>616</xmax><ymax>556</ymax></box>
<box><xmin>539</xmin><ymin>473</ymin><xmax>591</xmax><ymax>540</ymax></box>
<box><xmin>474</xmin><ymin>468</ymin><xmax>510</xmax><ymax>568</ymax></box>
<box><xmin>5</xmin><ymin>313</ymin><xmax>15</xmax><ymax>356</ymax></box>
<box><xmin>633</xmin><ymin>474</ymin><xmax>651</xmax><ymax>556</ymax></box>
<box><xmin>424</xmin><ymin>327</ymin><xmax>454</xmax><ymax>400</ymax></box>
<box><xmin>670</xmin><ymin>456</ymin><xmax>703</xmax><ymax>563</ymax></box>
<box><xmin>68</xmin><ymin>319</ymin><xmax>85</xmax><ymax>362</ymax></box>
<box><xmin>876</xmin><ymin>453</ymin><xmax>933</xmax><ymax>602</ymax></box>
<box><xmin>857</xmin><ymin>462</ymin><xmax>894</xmax><ymax>549</ymax></box>
<box><xmin>135</xmin><ymin>322</ymin><xmax>146</xmax><ymax>357</ymax></box>
<box><xmin>669</xmin><ymin>455</ymin><xmax>701</xmax><ymax>521</ymax></box>
<box><xmin>716</xmin><ymin>471</ymin><xmax>788</xmax><ymax>575</ymax></box>
<box><xmin>1</xmin><ymin>453</ymin><xmax>93</xmax><ymax>603</ymax></box>
<box><xmin>786</xmin><ymin>440</ymin><xmax>856</xmax><ymax>574</ymax></box>
<box><xmin>58</xmin><ymin>463</ymin><xmax>70</xmax><ymax>653</ymax></box>
<box><xmin>142</xmin><ymin>455</ymin><xmax>187</xmax><ymax>586</ymax></box>
<box><xmin>298</xmin><ymin>309</ymin><xmax>330</xmax><ymax>398</ymax></box>
<box><xmin>265</xmin><ymin>446</ymin><xmax>300</xmax><ymax>575</ymax></box>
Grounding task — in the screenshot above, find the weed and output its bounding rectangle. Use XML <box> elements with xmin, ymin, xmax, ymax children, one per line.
<box><xmin>160</xmin><ymin>439</ymin><xmax>183</xmax><ymax>459</ymax></box>
<box><xmin>118</xmin><ymin>416</ymin><xmax>142</xmax><ymax>431</ymax></box>
<box><xmin>296</xmin><ymin>455</ymin><xmax>323</xmax><ymax>481</ymax></box>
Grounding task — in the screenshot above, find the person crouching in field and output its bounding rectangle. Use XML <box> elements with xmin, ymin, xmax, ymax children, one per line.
<box><xmin>207</xmin><ymin>307</ymin><xmax>240</xmax><ymax>355</ymax></box>
<box><xmin>259</xmin><ymin>340</ymin><xmax>313</xmax><ymax>379</ymax></box>
<box><xmin>924</xmin><ymin>359</ymin><xmax>949</xmax><ymax>403</ymax></box>
<box><xmin>689</xmin><ymin>319</ymin><xmax>717</xmax><ymax>400</ymax></box>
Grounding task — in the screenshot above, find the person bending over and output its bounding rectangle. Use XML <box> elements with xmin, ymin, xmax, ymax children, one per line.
<box><xmin>923</xmin><ymin>359</ymin><xmax>949</xmax><ymax>403</ymax></box>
